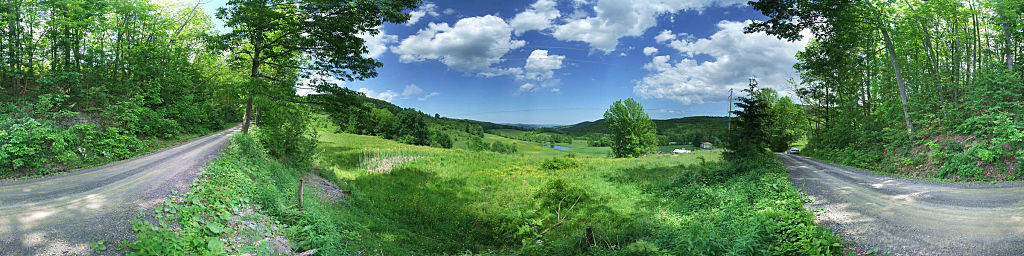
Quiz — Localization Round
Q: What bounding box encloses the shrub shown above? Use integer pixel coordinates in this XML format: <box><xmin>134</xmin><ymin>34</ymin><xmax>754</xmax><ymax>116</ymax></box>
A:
<box><xmin>541</xmin><ymin>156</ymin><xmax>580</xmax><ymax>170</ymax></box>
<box><xmin>430</xmin><ymin>130</ymin><xmax>453</xmax><ymax>149</ymax></box>
<box><xmin>96</xmin><ymin>127</ymin><xmax>142</xmax><ymax>159</ymax></box>
<box><xmin>490</xmin><ymin>141</ymin><xmax>518</xmax><ymax>154</ymax></box>
<box><xmin>468</xmin><ymin>136</ymin><xmax>489</xmax><ymax>151</ymax></box>
<box><xmin>0</xmin><ymin>117</ymin><xmax>86</xmax><ymax>174</ymax></box>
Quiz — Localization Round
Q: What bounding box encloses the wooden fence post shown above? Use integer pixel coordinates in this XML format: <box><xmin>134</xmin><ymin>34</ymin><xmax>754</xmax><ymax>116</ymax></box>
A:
<box><xmin>298</xmin><ymin>178</ymin><xmax>304</xmax><ymax>211</ymax></box>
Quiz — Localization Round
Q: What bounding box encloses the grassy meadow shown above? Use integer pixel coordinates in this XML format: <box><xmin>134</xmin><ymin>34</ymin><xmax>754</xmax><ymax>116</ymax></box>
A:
<box><xmin>126</xmin><ymin>122</ymin><xmax>840</xmax><ymax>255</ymax></box>
<box><xmin>310</xmin><ymin>124</ymin><xmax>841</xmax><ymax>255</ymax></box>
<box><xmin>483</xmin><ymin>129</ymin><xmax>700</xmax><ymax>157</ymax></box>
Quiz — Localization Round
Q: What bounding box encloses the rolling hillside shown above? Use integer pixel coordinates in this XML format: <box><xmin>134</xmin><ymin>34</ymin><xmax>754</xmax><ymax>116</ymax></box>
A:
<box><xmin>556</xmin><ymin>116</ymin><xmax>728</xmax><ymax>135</ymax></box>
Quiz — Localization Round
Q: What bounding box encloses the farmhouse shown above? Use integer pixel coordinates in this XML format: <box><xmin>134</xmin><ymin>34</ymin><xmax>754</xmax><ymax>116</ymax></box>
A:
<box><xmin>701</xmin><ymin>142</ymin><xmax>713</xmax><ymax>149</ymax></box>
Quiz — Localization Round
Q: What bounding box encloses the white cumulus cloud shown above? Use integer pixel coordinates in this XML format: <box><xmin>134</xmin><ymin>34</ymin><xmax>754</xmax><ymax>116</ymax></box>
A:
<box><xmin>634</xmin><ymin>20</ymin><xmax>809</xmax><ymax>104</ymax></box>
<box><xmin>401</xmin><ymin>84</ymin><xmax>424</xmax><ymax>99</ymax></box>
<box><xmin>407</xmin><ymin>2</ymin><xmax>439</xmax><ymax>26</ymax></box>
<box><xmin>356</xmin><ymin>29</ymin><xmax>397</xmax><ymax>58</ymax></box>
<box><xmin>643</xmin><ymin>46</ymin><xmax>658</xmax><ymax>56</ymax></box>
<box><xmin>358</xmin><ymin>88</ymin><xmax>397</xmax><ymax>102</ymax></box>
<box><xmin>654</xmin><ymin>29</ymin><xmax>675</xmax><ymax>43</ymax></box>
<box><xmin>510</xmin><ymin>0</ymin><xmax>561</xmax><ymax>35</ymax></box>
<box><xmin>521</xmin><ymin>50</ymin><xmax>565</xmax><ymax>80</ymax></box>
<box><xmin>551</xmin><ymin>0</ymin><xmax>748</xmax><ymax>53</ymax></box>
<box><xmin>515</xmin><ymin>79</ymin><xmax>561</xmax><ymax>95</ymax></box>
<box><xmin>392</xmin><ymin>15</ymin><xmax>526</xmax><ymax>75</ymax></box>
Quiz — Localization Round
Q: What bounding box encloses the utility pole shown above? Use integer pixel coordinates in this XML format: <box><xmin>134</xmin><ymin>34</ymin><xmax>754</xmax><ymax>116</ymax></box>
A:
<box><xmin>728</xmin><ymin>88</ymin><xmax>733</xmax><ymax>131</ymax></box>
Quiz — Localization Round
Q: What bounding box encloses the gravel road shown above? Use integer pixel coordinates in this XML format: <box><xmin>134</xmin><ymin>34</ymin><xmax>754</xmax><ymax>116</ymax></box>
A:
<box><xmin>0</xmin><ymin>126</ymin><xmax>239</xmax><ymax>255</ymax></box>
<box><xmin>779</xmin><ymin>153</ymin><xmax>1024</xmax><ymax>255</ymax></box>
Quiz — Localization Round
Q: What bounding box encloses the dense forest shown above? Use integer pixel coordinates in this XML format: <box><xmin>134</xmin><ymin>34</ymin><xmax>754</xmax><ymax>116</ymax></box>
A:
<box><xmin>555</xmin><ymin>116</ymin><xmax>729</xmax><ymax>147</ymax></box>
<box><xmin>750</xmin><ymin>0</ymin><xmax>1024</xmax><ymax>180</ymax></box>
<box><xmin>0</xmin><ymin>0</ymin><xmax>424</xmax><ymax>176</ymax></box>
<box><xmin>313</xmin><ymin>88</ymin><xmax>525</xmax><ymax>151</ymax></box>
<box><xmin>0</xmin><ymin>0</ymin><xmax>242</xmax><ymax>176</ymax></box>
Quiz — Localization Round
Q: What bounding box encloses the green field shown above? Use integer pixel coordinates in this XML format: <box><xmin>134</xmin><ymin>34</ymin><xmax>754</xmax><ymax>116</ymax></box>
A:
<box><xmin>306</xmin><ymin>126</ymin><xmax>840</xmax><ymax>255</ymax></box>
<box><xmin>488</xmin><ymin>128</ymin><xmax>530</xmax><ymax>138</ymax></box>
<box><xmin>487</xmin><ymin>128</ymin><xmax>707</xmax><ymax>158</ymax></box>
<box><xmin>126</xmin><ymin>123</ymin><xmax>840</xmax><ymax>255</ymax></box>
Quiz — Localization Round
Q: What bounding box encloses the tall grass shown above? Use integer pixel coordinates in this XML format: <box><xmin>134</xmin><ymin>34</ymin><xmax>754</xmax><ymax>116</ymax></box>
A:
<box><xmin>127</xmin><ymin>127</ymin><xmax>841</xmax><ymax>255</ymax></box>
<box><xmin>358</xmin><ymin>149</ymin><xmax>422</xmax><ymax>173</ymax></box>
<box><xmin>311</xmin><ymin>127</ymin><xmax>842</xmax><ymax>255</ymax></box>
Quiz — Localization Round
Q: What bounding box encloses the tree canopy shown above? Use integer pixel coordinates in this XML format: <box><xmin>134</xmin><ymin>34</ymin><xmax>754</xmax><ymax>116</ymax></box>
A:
<box><xmin>604</xmin><ymin>98</ymin><xmax>658</xmax><ymax>158</ymax></box>
<box><xmin>215</xmin><ymin>0</ymin><xmax>419</xmax><ymax>133</ymax></box>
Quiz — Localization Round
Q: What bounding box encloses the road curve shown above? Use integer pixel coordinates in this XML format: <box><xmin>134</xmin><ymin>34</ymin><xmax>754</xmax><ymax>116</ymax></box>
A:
<box><xmin>0</xmin><ymin>126</ymin><xmax>239</xmax><ymax>255</ymax></box>
<box><xmin>779</xmin><ymin>153</ymin><xmax>1024</xmax><ymax>255</ymax></box>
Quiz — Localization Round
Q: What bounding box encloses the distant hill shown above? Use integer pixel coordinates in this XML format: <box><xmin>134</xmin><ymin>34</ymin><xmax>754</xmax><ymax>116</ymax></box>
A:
<box><xmin>557</xmin><ymin>116</ymin><xmax>729</xmax><ymax>136</ymax></box>
<box><xmin>327</xmin><ymin>91</ymin><xmax>726</xmax><ymax>138</ymax></box>
<box><xmin>346</xmin><ymin>93</ymin><xmax>522</xmax><ymax>131</ymax></box>
<box><xmin>499</xmin><ymin>123</ymin><xmax>563</xmax><ymax>129</ymax></box>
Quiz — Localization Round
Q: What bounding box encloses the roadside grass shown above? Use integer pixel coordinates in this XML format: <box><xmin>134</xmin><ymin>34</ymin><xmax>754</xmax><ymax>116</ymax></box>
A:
<box><xmin>313</xmin><ymin>126</ymin><xmax>842</xmax><ymax>255</ymax></box>
<box><xmin>123</xmin><ymin>132</ymin><xmax>347</xmax><ymax>255</ymax></box>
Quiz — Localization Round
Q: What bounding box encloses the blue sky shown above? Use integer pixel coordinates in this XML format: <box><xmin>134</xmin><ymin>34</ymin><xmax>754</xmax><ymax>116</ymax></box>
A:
<box><xmin>196</xmin><ymin>0</ymin><xmax>809</xmax><ymax>125</ymax></box>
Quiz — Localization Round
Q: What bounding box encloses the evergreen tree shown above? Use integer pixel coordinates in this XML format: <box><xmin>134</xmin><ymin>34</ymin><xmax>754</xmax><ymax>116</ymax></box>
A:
<box><xmin>727</xmin><ymin>79</ymin><xmax>771</xmax><ymax>160</ymax></box>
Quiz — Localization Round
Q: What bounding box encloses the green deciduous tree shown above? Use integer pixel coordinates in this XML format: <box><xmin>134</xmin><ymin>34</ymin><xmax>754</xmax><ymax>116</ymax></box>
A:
<box><xmin>215</xmin><ymin>0</ymin><xmax>420</xmax><ymax>134</ymax></box>
<box><xmin>768</xmin><ymin>96</ymin><xmax>810</xmax><ymax>152</ymax></box>
<box><xmin>603</xmin><ymin>98</ymin><xmax>657</xmax><ymax>158</ymax></box>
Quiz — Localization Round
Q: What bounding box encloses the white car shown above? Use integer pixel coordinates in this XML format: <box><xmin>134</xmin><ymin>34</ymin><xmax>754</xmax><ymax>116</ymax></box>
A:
<box><xmin>787</xmin><ymin>147</ymin><xmax>800</xmax><ymax>154</ymax></box>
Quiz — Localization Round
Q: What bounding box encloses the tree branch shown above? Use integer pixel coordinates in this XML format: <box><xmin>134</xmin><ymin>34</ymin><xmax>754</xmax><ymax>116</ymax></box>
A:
<box><xmin>257</xmin><ymin>74</ymin><xmax>283</xmax><ymax>82</ymax></box>
<box><xmin>265</xmin><ymin>61</ymin><xmax>319</xmax><ymax>71</ymax></box>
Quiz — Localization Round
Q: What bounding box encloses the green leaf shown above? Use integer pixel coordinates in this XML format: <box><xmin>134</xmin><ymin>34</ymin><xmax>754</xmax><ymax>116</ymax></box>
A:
<box><xmin>89</xmin><ymin>239</ymin><xmax>107</xmax><ymax>252</ymax></box>
<box><xmin>206</xmin><ymin>222</ymin><xmax>230</xmax><ymax>234</ymax></box>
<box><xmin>206</xmin><ymin>236</ymin><xmax>225</xmax><ymax>252</ymax></box>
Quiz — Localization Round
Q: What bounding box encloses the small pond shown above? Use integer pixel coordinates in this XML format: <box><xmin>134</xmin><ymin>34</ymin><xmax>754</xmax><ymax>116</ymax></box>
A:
<box><xmin>542</xmin><ymin>144</ymin><xmax>571</xmax><ymax>150</ymax></box>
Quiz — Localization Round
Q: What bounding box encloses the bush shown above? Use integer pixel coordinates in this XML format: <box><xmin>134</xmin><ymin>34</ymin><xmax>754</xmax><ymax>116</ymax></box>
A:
<box><xmin>490</xmin><ymin>141</ymin><xmax>518</xmax><ymax>154</ymax></box>
<box><xmin>0</xmin><ymin>117</ymin><xmax>95</xmax><ymax>175</ymax></box>
<box><xmin>430</xmin><ymin>130</ymin><xmax>453</xmax><ymax>149</ymax></box>
<box><xmin>253</xmin><ymin>102</ymin><xmax>317</xmax><ymax>164</ymax></box>
<box><xmin>541</xmin><ymin>156</ymin><xmax>580</xmax><ymax>170</ymax></box>
<box><xmin>106</xmin><ymin>95</ymin><xmax>182</xmax><ymax>139</ymax></box>
<box><xmin>466</xmin><ymin>137</ymin><xmax>518</xmax><ymax>154</ymax></box>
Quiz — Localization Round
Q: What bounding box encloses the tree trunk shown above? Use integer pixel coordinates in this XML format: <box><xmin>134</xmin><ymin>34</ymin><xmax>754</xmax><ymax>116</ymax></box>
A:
<box><xmin>880</xmin><ymin>26</ymin><xmax>914</xmax><ymax>133</ymax></box>
<box><xmin>242</xmin><ymin>35</ymin><xmax>263</xmax><ymax>134</ymax></box>
<box><xmin>242</xmin><ymin>96</ymin><xmax>253</xmax><ymax>134</ymax></box>
<box><xmin>253</xmin><ymin>106</ymin><xmax>259</xmax><ymax>126</ymax></box>
<box><xmin>1001</xmin><ymin>4</ymin><xmax>1014</xmax><ymax>70</ymax></box>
